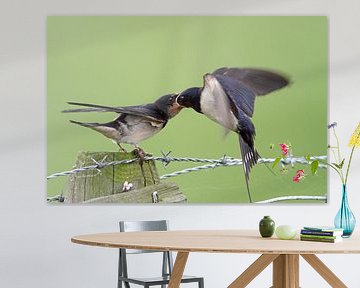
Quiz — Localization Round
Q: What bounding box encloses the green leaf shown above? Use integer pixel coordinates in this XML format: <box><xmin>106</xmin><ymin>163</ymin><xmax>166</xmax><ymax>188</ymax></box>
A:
<box><xmin>305</xmin><ymin>154</ymin><xmax>311</xmax><ymax>163</ymax></box>
<box><xmin>272</xmin><ymin>157</ymin><xmax>281</xmax><ymax>168</ymax></box>
<box><xmin>332</xmin><ymin>162</ymin><xmax>341</xmax><ymax>169</ymax></box>
<box><xmin>311</xmin><ymin>160</ymin><xmax>319</xmax><ymax>175</ymax></box>
<box><xmin>339</xmin><ymin>158</ymin><xmax>345</xmax><ymax>169</ymax></box>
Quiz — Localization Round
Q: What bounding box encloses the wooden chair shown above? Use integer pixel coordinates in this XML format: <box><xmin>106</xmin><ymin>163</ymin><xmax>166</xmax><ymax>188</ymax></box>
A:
<box><xmin>118</xmin><ymin>220</ymin><xmax>204</xmax><ymax>288</ymax></box>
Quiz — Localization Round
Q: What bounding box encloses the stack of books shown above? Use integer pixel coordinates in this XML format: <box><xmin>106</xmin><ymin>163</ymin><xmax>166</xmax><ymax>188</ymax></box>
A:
<box><xmin>300</xmin><ymin>226</ymin><xmax>344</xmax><ymax>243</ymax></box>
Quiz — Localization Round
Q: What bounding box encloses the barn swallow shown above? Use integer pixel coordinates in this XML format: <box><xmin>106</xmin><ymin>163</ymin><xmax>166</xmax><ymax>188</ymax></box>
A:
<box><xmin>62</xmin><ymin>93</ymin><xmax>182</xmax><ymax>154</ymax></box>
<box><xmin>175</xmin><ymin>67</ymin><xmax>290</xmax><ymax>201</ymax></box>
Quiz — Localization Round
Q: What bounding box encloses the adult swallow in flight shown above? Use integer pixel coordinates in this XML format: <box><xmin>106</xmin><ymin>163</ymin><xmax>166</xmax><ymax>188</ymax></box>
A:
<box><xmin>175</xmin><ymin>67</ymin><xmax>290</xmax><ymax>202</ymax></box>
<box><xmin>62</xmin><ymin>93</ymin><xmax>182</xmax><ymax>155</ymax></box>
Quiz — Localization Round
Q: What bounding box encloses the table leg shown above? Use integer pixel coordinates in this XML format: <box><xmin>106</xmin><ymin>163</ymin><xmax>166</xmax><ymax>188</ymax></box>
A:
<box><xmin>228</xmin><ymin>254</ymin><xmax>279</xmax><ymax>288</ymax></box>
<box><xmin>272</xmin><ymin>254</ymin><xmax>299</xmax><ymax>288</ymax></box>
<box><xmin>301</xmin><ymin>254</ymin><xmax>347</xmax><ymax>288</ymax></box>
<box><xmin>168</xmin><ymin>251</ymin><xmax>189</xmax><ymax>288</ymax></box>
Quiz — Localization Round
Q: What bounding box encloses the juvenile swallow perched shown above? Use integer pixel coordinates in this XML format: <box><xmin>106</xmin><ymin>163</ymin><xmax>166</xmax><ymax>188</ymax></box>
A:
<box><xmin>62</xmin><ymin>93</ymin><xmax>182</xmax><ymax>153</ymax></box>
<box><xmin>175</xmin><ymin>67</ymin><xmax>290</xmax><ymax>201</ymax></box>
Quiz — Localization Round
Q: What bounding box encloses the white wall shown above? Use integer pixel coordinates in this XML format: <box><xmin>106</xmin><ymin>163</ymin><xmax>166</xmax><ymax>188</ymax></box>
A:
<box><xmin>1</xmin><ymin>1</ymin><xmax>360</xmax><ymax>287</ymax></box>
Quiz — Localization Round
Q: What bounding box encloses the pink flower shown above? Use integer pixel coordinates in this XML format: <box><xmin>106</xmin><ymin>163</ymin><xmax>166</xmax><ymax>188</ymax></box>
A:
<box><xmin>279</xmin><ymin>143</ymin><xmax>289</xmax><ymax>156</ymax></box>
<box><xmin>293</xmin><ymin>169</ymin><xmax>305</xmax><ymax>183</ymax></box>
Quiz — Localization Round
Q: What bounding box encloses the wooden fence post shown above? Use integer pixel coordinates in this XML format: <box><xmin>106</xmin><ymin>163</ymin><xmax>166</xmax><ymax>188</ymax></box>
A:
<box><xmin>65</xmin><ymin>151</ymin><xmax>186</xmax><ymax>203</ymax></box>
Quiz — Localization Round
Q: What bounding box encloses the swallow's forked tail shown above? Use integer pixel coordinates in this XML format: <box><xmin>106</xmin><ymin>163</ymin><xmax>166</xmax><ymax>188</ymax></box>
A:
<box><xmin>238</xmin><ymin>135</ymin><xmax>260</xmax><ymax>203</ymax></box>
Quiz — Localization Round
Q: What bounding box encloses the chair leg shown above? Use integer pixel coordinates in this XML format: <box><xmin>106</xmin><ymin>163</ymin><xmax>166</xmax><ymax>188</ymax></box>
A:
<box><xmin>118</xmin><ymin>249</ymin><xmax>122</xmax><ymax>288</ymax></box>
<box><xmin>118</xmin><ymin>279</ymin><xmax>130</xmax><ymax>288</ymax></box>
<box><xmin>199</xmin><ymin>278</ymin><xmax>204</xmax><ymax>288</ymax></box>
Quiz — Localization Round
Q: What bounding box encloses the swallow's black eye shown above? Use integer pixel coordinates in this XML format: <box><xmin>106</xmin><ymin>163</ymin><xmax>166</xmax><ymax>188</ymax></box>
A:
<box><xmin>167</xmin><ymin>96</ymin><xmax>174</xmax><ymax>104</ymax></box>
<box><xmin>177</xmin><ymin>95</ymin><xmax>185</xmax><ymax>103</ymax></box>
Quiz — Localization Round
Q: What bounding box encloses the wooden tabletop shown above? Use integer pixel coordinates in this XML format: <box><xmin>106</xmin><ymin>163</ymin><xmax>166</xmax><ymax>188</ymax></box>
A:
<box><xmin>71</xmin><ymin>230</ymin><xmax>360</xmax><ymax>254</ymax></box>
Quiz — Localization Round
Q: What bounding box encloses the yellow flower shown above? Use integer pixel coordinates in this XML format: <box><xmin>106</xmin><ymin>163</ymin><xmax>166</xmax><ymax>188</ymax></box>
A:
<box><xmin>349</xmin><ymin>122</ymin><xmax>360</xmax><ymax>148</ymax></box>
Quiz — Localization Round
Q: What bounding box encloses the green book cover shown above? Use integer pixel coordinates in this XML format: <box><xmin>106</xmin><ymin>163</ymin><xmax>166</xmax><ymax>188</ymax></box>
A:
<box><xmin>300</xmin><ymin>236</ymin><xmax>342</xmax><ymax>243</ymax></box>
<box><xmin>300</xmin><ymin>234</ymin><xmax>340</xmax><ymax>240</ymax></box>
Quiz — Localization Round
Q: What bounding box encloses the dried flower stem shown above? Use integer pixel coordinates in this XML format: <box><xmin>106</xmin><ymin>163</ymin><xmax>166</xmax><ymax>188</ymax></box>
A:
<box><xmin>333</xmin><ymin>127</ymin><xmax>342</xmax><ymax>163</ymax></box>
<box><xmin>331</xmin><ymin>126</ymin><xmax>345</xmax><ymax>184</ymax></box>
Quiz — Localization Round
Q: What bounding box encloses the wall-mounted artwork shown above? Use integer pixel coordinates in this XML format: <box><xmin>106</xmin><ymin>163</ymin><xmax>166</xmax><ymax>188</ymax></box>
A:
<box><xmin>47</xmin><ymin>16</ymin><xmax>327</xmax><ymax>204</ymax></box>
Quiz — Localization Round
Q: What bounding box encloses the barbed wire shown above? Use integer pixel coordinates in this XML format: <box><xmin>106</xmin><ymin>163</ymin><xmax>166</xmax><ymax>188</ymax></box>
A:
<box><xmin>159</xmin><ymin>155</ymin><xmax>327</xmax><ymax>179</ymax></box>
<box><xmin>47</xmin><ymin>154</ymin><xmax>327</xmax><ymax>180</ymax></box>
<box><xmin>47</xmin><ymin>153</ymin><xmax>327</xmax><ymax>202</ymax></box>
<box><xmin>47</xmin><ymin>158</ymin><xmax>139</xmax><ymax>180</ymax></box>
<box><xmin>47</xmin><ymin>194</ymin><xmax>65</xmax><ymax>202</ymax></box>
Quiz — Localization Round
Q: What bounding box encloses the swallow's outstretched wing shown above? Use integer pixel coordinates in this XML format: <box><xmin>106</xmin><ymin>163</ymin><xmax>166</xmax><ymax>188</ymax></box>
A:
<box><xmin>213</xmin><ymin>67</ymin><xmax>289</xmax><ymax>96</ymax></box>
<box><xmin>62</xmin><ymin>102</ymin><xmax>167</xmax><ymax>123</ymax></box>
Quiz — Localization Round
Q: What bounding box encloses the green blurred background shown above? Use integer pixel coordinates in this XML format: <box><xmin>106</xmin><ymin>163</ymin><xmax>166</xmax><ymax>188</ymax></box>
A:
<box><xmin>47</xmin><ymin>16</ymin><xmax>327</xmax><ymax>203</ymax></box>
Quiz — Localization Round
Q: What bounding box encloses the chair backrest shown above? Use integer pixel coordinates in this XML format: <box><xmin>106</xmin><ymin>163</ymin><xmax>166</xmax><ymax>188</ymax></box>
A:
<box><xmin>120</xmin><ymin>220</ymin><xmax>168</xmax><ymax>232</ymax></box>
<box><xmin>119</xmin><ymin>220</ymin><xmax>169</xmax><ymax>254</ymax></box>
<box><xmin>118</xmin><ymin>220</ymin><xmax>174</xmax><ymax>283</ymax></box>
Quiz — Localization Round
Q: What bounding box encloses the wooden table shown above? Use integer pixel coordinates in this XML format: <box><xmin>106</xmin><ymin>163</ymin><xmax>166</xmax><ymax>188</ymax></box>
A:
<box><xmin>71</xmin><ymin>230</ymin><xmax>360</xmax><ymax>288</ymax></box>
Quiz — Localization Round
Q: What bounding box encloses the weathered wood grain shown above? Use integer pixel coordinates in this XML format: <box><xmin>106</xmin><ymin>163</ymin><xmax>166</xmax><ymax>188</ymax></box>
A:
<box><xmin>84</xmin><ymin>182</ymin><xmax>186</xmax><ymax>203</ymax></box>
<box><xmin>65</xmin><ymin>151</ymin><xmax>184</xmax><ymax>203</ymax></box>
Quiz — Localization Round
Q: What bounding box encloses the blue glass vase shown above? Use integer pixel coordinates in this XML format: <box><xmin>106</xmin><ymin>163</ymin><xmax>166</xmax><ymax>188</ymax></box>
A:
<box><xmin>334</xmin><ymin>185</ymin><xmax>356</xmax><ymax>237</ymax></box>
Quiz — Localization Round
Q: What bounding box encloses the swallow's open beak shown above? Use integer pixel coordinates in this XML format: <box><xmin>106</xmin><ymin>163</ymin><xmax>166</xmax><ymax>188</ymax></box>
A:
<box><xmin>175</xmin><ymin>93</ymin><xmax>186</xmax><ymax>107</ymax></box>
<box><xmin>169</xmin><ymin>99</ymin><xmax>183</xmax><ymax>118</ymax></box>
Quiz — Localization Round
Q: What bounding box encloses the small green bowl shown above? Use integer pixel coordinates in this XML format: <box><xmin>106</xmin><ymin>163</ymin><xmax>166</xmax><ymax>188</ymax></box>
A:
<box><xmin>275</xmin><ymin>225</ymin><xmax>297</xmax><ymax>240</ymax></box>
